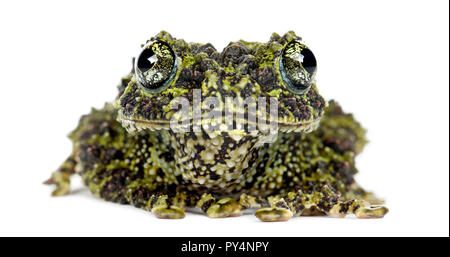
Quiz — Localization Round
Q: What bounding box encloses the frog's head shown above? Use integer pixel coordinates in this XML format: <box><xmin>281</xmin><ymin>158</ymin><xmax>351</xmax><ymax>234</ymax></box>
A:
<box><xmin>116</xmin><ymin>31</ymin><xmax>326</xmax><ymax>191</ymax></box>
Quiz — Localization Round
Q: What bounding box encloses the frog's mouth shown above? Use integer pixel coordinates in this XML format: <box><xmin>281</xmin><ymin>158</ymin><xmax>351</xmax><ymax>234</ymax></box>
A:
<box><xmin>117</xmin><ymin>111</ymin><xmax>322</xmax><ymax>136</ymax></box>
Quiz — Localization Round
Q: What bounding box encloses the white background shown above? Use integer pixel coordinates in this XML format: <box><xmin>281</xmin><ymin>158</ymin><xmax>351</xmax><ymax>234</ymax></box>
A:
<box><xmin>0</xmin><ymin>0</ymin><xmax>448</xmax><ymax>237</ymax></box>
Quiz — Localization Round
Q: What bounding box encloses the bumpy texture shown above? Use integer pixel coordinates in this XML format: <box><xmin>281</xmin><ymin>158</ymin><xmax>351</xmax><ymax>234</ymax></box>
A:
<box><xmin>46</xmin><ymin>31</ymin><xmax>387</xmax><ymax>221</ymax></box>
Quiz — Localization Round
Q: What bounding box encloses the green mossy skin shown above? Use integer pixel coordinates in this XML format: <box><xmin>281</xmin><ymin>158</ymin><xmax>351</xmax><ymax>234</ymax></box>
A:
<box><xmin>47</xmin><ymin>31</ymin><xmax>387</xmax><ymax>221</ymax></box>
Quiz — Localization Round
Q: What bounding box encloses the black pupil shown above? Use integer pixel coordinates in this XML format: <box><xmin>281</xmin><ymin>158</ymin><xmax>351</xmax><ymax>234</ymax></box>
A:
<box><xmin>137</xmin><ymin>48</ymin><xmax>157</xmax><ymax>72</ymax></box>
<box><xmin>301</xmin><ymin>48</ymin><xmax>316</xmax><ymax>74</ymax></box>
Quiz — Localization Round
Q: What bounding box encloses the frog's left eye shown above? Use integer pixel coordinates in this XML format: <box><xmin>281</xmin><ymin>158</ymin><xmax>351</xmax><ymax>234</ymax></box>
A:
<box><xmin>135</xmin><ymin>40</ymin><xmax>177</xmax><ymax>92</ymax></box>
<box><xmin>280</xmin><ymin>40</ymin><xmax>317</xmax><ymax>94</ymax></box>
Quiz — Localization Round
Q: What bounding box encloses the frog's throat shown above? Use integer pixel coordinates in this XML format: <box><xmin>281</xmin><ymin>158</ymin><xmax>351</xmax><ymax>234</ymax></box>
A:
<box><xmin>168</xmin><ymin>131</ymin><xmax>270</xmax><ymax>192</ymax></box>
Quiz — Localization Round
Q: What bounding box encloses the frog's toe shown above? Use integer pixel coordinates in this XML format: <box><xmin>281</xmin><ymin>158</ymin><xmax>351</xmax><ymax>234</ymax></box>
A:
<box><xmin>44</xmin><ymin>176</ymin><xmax>70</xmax><ymax>196</ymax></box>
<box><xmin>51</xmin><ymin>186</ymin><xmax>70</xmax><ymax>197</ymax></box>
<box><xmin>255</xmin><ymin>207</ymin><xmax>293</xmax><ymax>222</ymax></box>
<box><xmin>152</xmin><ymin>206</ymin><xmax>186</xmax><ymax>219</ymax></box>
<box><xmin>206</xmin><ymin>198</ymin><xmax>242</xmax><ymax>218</ymax></box>
<box><xmin>46</xmin><ymin>157</ymin><xmax>76</xmax><ymax>197</ymax></box>
<box><xmin>355</xmin><ymin>205</ymin><xmax>389</xmax><ymax>219</ymax></box>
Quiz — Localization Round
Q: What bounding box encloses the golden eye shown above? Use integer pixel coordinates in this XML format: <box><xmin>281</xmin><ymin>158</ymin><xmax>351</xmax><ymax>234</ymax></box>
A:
<box><xmin>135</xmin><ymin>40</ymin><xmax>177</xmax><ymax>92</ymax></box>
<box><xmin>280</xmin><ymin>40</ymin><xmax>317</xmax><ymax>94</ymax></box>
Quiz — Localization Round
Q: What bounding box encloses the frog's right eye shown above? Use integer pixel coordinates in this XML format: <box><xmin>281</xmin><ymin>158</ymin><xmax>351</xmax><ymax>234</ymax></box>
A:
<box><xmin>135</xmin><ymin>40</ymin><xmax>177</xmax><ymax>93</ymax></box>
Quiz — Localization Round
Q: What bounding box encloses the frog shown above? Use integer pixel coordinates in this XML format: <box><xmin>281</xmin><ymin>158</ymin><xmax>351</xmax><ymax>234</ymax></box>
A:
<box><xmin>45</xmin><ymin>31</ymin><xmax>388</xmax><ymax>221</ymax></box>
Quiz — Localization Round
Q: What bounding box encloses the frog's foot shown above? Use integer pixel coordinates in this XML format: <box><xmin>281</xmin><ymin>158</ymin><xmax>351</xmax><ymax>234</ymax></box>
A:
<box><xmin>302</xmin><ymin>186</ymin><xmax>388</xmax><ymax>219</ymax></box>
<box><xmin>150</xmin><ymin>194</ymin><xmax>186</xmax><ymax>219</ymax></box>
<box><xmin>44</xmin><ymin>157</ymin><xmax>76</xmax><ymax>196</ymax></box>
<box><xmin>197</xmin><ymin>194</ymin><xmax>242</xmax><ymax>218</ymax></box>
<box><xmin>128</xmin><ymin>190</ymin><xmax>188</xmax><ymax>219</ymax></box>
<box><xmin>241</xmin><ymin>187</ymin><xmax>388</xmax><ymax>222</ymax></box>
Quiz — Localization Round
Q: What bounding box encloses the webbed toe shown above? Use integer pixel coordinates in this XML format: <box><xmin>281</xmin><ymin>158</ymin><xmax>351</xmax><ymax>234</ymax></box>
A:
<box><xmin>152</xmin><ymin>206</ymin><xmax>186</xmax><ymax>219</ymax></box>
<box><xmin>255</xmin><ymin>207</ymin><xmax>293</xmax><ymax>222</ymax></box>
<box><xmin>355</xmin><ymin>205</ymin><xmax>389</xmax><ymax>219</ymax></box>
